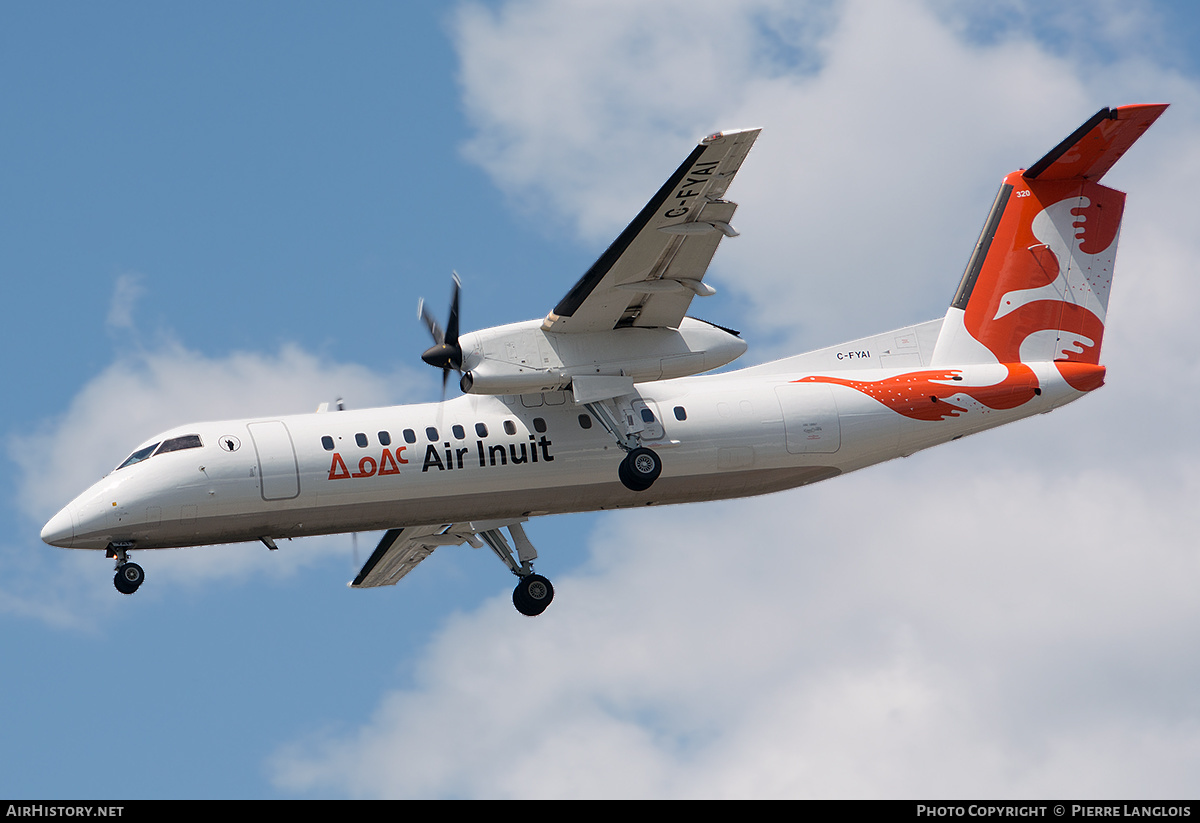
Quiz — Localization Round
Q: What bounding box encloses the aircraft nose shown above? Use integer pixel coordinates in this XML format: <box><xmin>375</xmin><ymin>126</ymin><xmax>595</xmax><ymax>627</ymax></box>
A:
<box><xmin>41</xmin><ymin>505</ymin><xmax>75</xmax><ymax>548</ymax></box>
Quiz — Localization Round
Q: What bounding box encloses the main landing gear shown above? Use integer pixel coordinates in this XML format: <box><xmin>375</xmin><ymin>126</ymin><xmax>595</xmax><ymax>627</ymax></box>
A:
<box><xmin>618</xmin><ymin>446</ymin><xmax>662</xmax><ymax>492</ymax></box>
<box><xmin>582</xmin><ymin>399</ymin><xmax>664</xmax><ymax>492</ymax></box>
<box><xmin>107</xmin><ymin>544</ymin><xmax>144</xmax><ymax>595</ymax></box>
<box><xmin>513</xmin><ymin>573</ymin><xmax>554</xmax><ymax>617</ymax></box>
<box><xmin>477</xmin><ymin>522</ymin><xmax>556</xmax><ymax>617</ymax></box>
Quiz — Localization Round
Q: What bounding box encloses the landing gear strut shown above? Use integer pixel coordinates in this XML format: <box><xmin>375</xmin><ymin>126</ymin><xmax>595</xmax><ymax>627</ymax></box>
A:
<box><xmin>108</xmin><ymin>544</ymin><xmax>144</xmax><ymax>595</ymax></box>
<box><xmin>583</xmin><ymin>398</ymin><xmax>664</xmax><ymax>492</ymax></box>
<box><xmin>477</xmin><ymin>522</ymin><xmax>556</xmax><ymax>617</ymax></box>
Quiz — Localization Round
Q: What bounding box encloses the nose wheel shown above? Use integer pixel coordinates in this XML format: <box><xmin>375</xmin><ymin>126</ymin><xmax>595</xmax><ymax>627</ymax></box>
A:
<box><xmin>108</xmin><ymin>544</ymin><xmax>144</xmax><ymax>595</ymax></box>
<box><xmin>113</xmin><ymin>562</ymin><xmax>145</xmax><ymax>595</ymax></box>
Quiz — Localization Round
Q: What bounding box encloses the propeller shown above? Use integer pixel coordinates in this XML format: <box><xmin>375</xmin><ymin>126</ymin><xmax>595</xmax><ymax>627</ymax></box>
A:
<box><xmin>418</xmin><ymin>272</ymin><xmax>463</xmax><ymax>397</ymax></box>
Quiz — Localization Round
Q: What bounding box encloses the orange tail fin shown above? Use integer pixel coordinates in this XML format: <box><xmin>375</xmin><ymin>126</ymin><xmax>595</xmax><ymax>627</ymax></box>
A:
<box><xmin>932</xmin><ymin>104</ymin><xmax>1167</xmax><ymax>369</ymax></box>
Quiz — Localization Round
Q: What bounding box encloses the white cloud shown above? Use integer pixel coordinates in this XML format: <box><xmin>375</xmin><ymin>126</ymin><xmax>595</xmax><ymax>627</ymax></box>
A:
<box><xmin>455</xmin><ymin>0</ymin><xmax>814</xmax><ymax>241</ymax></box>
<box><xmin>265</xmin><ymin>0</ymin><xmax>1200</xmax><ymax>799</ymax></box>
<box><xmin>105</xmin><ymin>271</ymin><xmax>145</xmax><ymax>333</ymax></box>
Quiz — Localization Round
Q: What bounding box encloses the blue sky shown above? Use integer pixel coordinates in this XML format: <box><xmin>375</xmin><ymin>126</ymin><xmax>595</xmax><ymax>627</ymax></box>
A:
<box><xmin>4</xmin><ymin>0</ymin><xmax>1200</xmax><ymax>799</ymax></box>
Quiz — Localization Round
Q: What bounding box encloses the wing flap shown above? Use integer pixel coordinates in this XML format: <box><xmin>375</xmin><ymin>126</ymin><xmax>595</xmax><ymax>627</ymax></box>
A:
<box><xmin>349</xmin><ymin>520</ymin><xmax>532</xmax><ymax>588</ymax></box>
<box><xmin>543</xmin><ymin>128</ymin><xmax>760</xmax><ymax>334</ymax></box>
<box><xmin>350</xmin><ymin>525</ymin><xmax>449</xmax><ymax>588</ymax></box>
<box><xmin>633</xmin><ymin>199</ymin><xmax>737</xmax><ymax>328</ymax></box>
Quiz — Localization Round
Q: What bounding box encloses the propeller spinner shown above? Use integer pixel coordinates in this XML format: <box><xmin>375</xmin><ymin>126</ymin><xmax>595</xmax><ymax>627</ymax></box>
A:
<box><xmin>419</xmin><ymin>272</ymin><xmax>464</xmax><ymax>396</ymax></box>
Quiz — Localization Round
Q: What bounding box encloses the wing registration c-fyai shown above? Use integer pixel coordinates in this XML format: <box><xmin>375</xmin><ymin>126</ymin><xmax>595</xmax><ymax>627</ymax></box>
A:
<box><xmin>542</xmin><ymin>128</ymin><xmax>761</xmax><ymax>334</ymax></box>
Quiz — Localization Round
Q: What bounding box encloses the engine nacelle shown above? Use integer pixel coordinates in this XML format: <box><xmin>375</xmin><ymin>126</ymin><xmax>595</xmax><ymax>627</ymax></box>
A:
<box><xmin>456</xmin><ymin>316</ymin><xmax>747</xmax><ymax>397</ymax></box>
<box><xmin>459</xmin><ymin>363</ymin><xmax>572</xmax><ymax>395</ymax></box>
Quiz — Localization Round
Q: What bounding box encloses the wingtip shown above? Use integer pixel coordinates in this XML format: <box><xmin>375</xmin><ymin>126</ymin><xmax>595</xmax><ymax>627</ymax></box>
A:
<box><xmin>700</xmin><ymin>127</ymin><xmax>763</xmax><ymax>145</ymax></box>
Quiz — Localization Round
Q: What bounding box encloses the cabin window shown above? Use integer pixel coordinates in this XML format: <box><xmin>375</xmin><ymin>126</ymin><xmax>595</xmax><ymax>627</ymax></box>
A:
<box><xmin>533</xmin><ymin>417</ymin><xmax>547</xmax><ymax>433</ymax></box>
<box><xmin>475</xmin><ymin>422</ymin><xmax>488</xmax><ymax>438</ymax></box>
<box><xmin>378</xmin><ymin>431</ymin><xmax>392</xmax><ymax>446</ymax></box>
<box><xmin>116</xmin><ymin>443</ymin><xmax>160</xmax><ymax>471</ymax></box>
<box><xmin>321</xmin><ymin>436</ymin><xmax>335</xmax><ymax>451</ymax></box>
<box><xmin>578</xmin><ymin>414</ymin><xmax>592</xmax><ymax>429</ymax></box>
<box><xmin>426</xmin><ymin>426</ymin><xmax>439</xmax><ymax>441</ymax></box>
<box><xmin>403</xmin><ymin>428</ymin><xmax>417</xmax><ymax>444</ymax></box>
<box><xmin>640</xmin><ymin>408</ymin><xmax>656</xmax><ymax>423</ymax></box>
<box><xmin>674</xmin><ymin>406</ymin><xmax>687</xmax><ymax>421</ymax></box>
<box><xmin>452</xmin><ymin>424</ymin><xmax>466</xmax><ymax>440</ymax></box>
<box><xmin>503</xmin><ymin>420</ymin><xmax>517</xmax><ymax>436</ymax></box>
<box><xmin>155</xmin><ymin>435</ymin><xmax>203</xmax><ymax>455</ymax></box>
<box><xmin>355</xmin><ymin>433</ymin><xmax>369</xmax><ymax>448</ymax></box>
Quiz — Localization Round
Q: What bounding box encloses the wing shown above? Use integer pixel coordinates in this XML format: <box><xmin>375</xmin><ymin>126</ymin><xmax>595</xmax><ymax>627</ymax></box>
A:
<box><xmin>542</xmin><ymin>128</ymin><xmax>761</xmax><ymax>334</ymax></box>
<box><xmin>349</xmin><ymin>519</ymin><xmax>531</xmax><ymax>588</ymax></box>
<box><xmin>349</xmin><ymin>525</ymin><xmax>450</xmax><ymax>588</ymax></box>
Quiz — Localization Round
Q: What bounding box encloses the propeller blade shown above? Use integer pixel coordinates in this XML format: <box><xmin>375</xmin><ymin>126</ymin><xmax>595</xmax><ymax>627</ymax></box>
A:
<box><xmin>418</xmin><ymin>272</ymin><xmax>466</xmax><ymax>396</ymax></box>
<box><xmin>445</xmin><ymin>272</ymin><xmax>461</xmax><ymax>348</ymax></box>
<box><xmin>418</xmin><ymin>298</ymin><xmax>445</xmax><ymax>346</ymax></box>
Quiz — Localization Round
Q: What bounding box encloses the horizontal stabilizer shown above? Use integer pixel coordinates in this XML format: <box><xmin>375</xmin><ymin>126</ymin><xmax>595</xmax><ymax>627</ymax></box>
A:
<box><xmin>1023</xmin><ymin>104</ymin><xmax>1167</xmax><ymax>182</ymax></box>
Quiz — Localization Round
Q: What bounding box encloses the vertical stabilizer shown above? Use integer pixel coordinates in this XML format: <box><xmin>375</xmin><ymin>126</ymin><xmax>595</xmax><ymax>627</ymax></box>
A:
<box><xmin>931</xmin><ymin>105</ymin><xmax>1166</xmax><ymax>380</ymax></box>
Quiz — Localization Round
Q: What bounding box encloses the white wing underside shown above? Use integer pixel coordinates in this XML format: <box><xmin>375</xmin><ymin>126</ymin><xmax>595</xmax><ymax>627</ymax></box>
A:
<box><xmin>350</xmin><ymin>520</ymin><xmax>532</xmax><ymax>588</ymax></box>
<box><xmin>542</xmin><ymin>128</ymin><xmax>761</xmax><ymax>334</ymax></box>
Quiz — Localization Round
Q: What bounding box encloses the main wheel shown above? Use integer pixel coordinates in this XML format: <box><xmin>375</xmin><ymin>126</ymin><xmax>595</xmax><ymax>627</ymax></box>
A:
<box><xmin>619</xmin><ymin>447</ymin><xmax>662</xmax><ymax>491</ymax></box>
<box><xmin>512</xmin><ymin>573</ymin><xmax>554</xmax><ymax>616</ymax></box>
<box><xmin>114</xmin><ymin>562</ymin><xmax>145</xmax><ymax>595</ymax></box>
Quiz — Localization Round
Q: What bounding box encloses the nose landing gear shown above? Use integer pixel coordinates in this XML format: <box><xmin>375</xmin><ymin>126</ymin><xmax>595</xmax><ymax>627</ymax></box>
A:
<box><xmin>114</xmin><ymin>562</ymin><xmax>145</xmax><ymax>595</ymax></box>
<box><xmin>107</xmin><ymin>544</ymin><xmax>144</xmax><ymax>595</ymax></box>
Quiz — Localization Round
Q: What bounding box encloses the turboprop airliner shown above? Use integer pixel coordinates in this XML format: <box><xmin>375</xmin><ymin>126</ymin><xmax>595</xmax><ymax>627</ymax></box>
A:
<box><xmin>41</xmin><ymin>104</ymin><xmax>1166</xmax><ymax>615</ymax></box>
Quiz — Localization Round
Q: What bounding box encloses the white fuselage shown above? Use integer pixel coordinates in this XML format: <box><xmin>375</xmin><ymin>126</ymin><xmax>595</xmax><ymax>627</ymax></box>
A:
<box><xmin>40</xmin><ymin>347</ymin><xmax>1089</xmax><ymax>553</ymax></box>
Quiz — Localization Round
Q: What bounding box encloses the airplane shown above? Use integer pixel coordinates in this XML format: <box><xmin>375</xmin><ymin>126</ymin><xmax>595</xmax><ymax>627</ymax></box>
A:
<box><xmin>41</xmin><ymin>104</ymin><xmax>1166</xmax><ymax>616</ymax></box>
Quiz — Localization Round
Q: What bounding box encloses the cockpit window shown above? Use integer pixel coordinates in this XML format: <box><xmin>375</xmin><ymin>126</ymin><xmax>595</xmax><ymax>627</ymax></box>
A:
<box><xmin>155</xmin><ymin>435</ymin><xmax>203</xmax><ymax>455</ymax></box>
<box><xmin>116</xmin><ymin>434</ymin><xmax>203</xmax><ymax>470</ymax></box>
<box><xmin>116</xmin><ymin>443</ymin><xmax>160</xmax><ymax>471</ymax></box>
